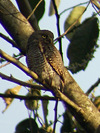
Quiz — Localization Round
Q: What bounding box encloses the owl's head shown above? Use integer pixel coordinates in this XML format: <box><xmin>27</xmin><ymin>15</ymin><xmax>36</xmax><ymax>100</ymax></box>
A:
<box><xmin>28</xmin><ymin>30</ymin><xmax>54</xmax><ymax>45</ymax></box>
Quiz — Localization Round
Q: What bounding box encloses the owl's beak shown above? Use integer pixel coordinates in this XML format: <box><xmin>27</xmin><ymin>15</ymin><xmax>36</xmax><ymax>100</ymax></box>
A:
<box><xmin>49</xmin><ymin>38</ymin><xmax>53</xmax><ymax>44</ymax></box>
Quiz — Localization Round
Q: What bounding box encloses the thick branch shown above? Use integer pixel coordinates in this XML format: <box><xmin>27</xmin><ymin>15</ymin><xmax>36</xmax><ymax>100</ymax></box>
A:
<box><xmin>0</xmin><ymin>0</ymin><xmax>34</xmax><ymax>55</ymax></box>
<box><xmin>63</xmin><ymin>69</ymin><xmax>100</xmax><ymax>132</ymax></box>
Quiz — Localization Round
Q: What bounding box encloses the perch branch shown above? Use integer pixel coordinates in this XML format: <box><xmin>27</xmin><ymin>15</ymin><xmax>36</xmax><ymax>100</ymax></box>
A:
<box><xmin>0</xmin><ymin>49</ymin><xmax>82</xmax><ymax>114</ymax></box>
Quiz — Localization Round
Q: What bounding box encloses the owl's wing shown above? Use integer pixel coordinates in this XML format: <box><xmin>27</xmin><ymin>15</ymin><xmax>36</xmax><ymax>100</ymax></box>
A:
<box><xmin>45</xmin><ymin>46</ymin><xmax>65</xmax><ymax>82</ymax></box>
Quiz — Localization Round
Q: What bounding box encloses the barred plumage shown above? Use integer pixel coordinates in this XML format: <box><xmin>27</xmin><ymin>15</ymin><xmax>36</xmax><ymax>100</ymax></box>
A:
<box><xmin>26</xmin><ymin>30</ymin><xmax>65</xmax><ymax>91</ymax></box>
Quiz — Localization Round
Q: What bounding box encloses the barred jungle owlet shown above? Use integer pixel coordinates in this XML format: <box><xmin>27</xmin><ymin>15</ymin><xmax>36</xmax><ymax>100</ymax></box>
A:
<box><xmin>26</xmin><ymin>30</ymin><xmax>65</xmax><ymax>91</ymax></box>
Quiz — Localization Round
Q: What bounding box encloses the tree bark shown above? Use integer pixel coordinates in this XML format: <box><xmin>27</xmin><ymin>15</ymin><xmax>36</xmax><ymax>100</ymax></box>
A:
<box><xmin>0</xmin><ymin>0</ymin><xmax>100</xmax><ymax>133</ymax></box>
<box><xmin>64</xmin><ymin>69</ymin><xmax>100</xmax><ymax>132</ymax></box>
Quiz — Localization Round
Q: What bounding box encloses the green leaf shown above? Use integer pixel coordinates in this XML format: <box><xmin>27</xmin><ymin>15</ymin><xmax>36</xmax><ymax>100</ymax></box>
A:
<box><xmin>67</xmin><ymin>17</ymin><xmax>99</xmax><ymax>73</ymax></box>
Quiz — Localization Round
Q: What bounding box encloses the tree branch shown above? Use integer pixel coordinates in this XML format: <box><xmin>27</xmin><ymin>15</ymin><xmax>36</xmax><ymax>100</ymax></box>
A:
<box><xmin>0</xmin><ymin>33</ymin><xmax>18</xmax><ymax>48</ymax></box>
<box><xmin>86</xmin><ymin>78</ymin><xmax>100</xmax><ymax>95</ymax></box>
<box><xmin>0</xmin><ymin>0</ymin><xmax>34</xmax><ymax>55</ymax></box>
<box><xmin>0</xmin><ymin>93</ymin><xmax>56</xmax><ymax>101</ymax></box>
<box><xmin>0</xmin><ymin>62</ymin><xmax>10</xmax><ymax>68</ymax></box>
<box><xmin>0</xmin><ymin>72</ymin><xmax>44</xmax><ymax>90</ymax></box>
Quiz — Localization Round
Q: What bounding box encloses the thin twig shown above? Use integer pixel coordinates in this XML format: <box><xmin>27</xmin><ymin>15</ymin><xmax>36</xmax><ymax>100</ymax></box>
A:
<box><xmin>0</xmin><ymin>62</ymin><xmax>10</xmax><ymax>68</ymax></box>
<box><xmin>27</xmin><ymin>0</ymin><xmax>43</xmax><ymax>21</ymax></box>
<box><xmin>0</xmin><ymin>33</ymin><xmax>18</xmax><ymax>48</ymax></box>
<box><xmin>28</xmin><ymin>113</ymin><xmax>33</xmax><ymax>133</ymax></box>
<box><xmin>86</xmin><ymin>78</ymin><xmax>100</xmax><ymax>95</ymax></box>
<box><xmin>0</xmin><ymin>72</ymin><xmax>44</xmax><ymax>90</ymax></box>
<box><xmin>37</xmin><ymin>114</ymin><xmax>45</xmax><ymax>126</ymax></box>
<box><xmin>0</xmin><ymin>55</ymin><xmax>24</xmax><ymax>68</ymax></box>
<box><xmin>60</xmin><ymin>1</ymin><xmax>89</xmax><ymax>16</ymax></box>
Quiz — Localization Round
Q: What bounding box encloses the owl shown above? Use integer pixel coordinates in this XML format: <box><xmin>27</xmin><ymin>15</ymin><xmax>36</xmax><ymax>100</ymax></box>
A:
<box><xmin>26</xmin><ymin>30</ymin><xmax>65</xmax><ymax>92</ymax></box>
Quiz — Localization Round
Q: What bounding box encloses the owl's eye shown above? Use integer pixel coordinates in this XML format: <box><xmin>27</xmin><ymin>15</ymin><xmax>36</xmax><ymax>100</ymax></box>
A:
<box><xmin>42</xmin><ymin>35</ymin><xmax>47</xmax><ymax>39</ymax></box>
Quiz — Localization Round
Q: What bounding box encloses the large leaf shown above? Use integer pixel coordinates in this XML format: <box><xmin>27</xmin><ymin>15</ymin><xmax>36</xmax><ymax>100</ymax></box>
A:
<box><xmin>67</xmin><ymin>17</ymin><xmax>99</xmax><ymax>73</ymax></box>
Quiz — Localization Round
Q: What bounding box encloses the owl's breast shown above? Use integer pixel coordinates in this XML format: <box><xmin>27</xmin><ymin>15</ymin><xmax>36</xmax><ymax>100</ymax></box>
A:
<box><xmin>26</xmin><ymin>45</ymin><xmax>54</xmax><ymax>78</ymax></box>
<box><xmin>26</xmin><ymin>41</ymin><xmax>63</xmax><ymax>90</ymax></box>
